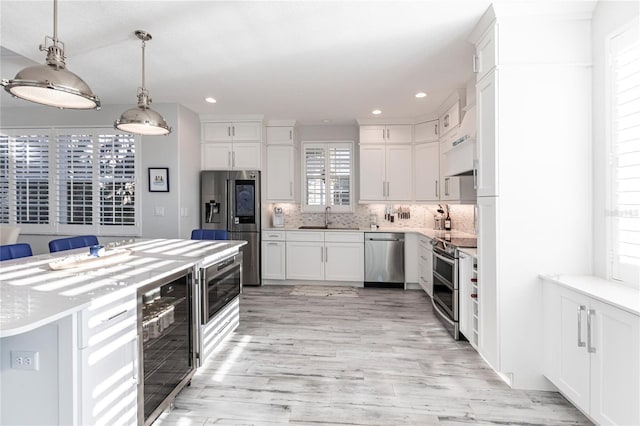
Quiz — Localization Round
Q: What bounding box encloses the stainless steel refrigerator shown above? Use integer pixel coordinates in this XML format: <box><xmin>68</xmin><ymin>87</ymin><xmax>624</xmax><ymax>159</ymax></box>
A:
<box><xmin>200</xmin><ymin>170</ymin><xmax>261</xmax><ymax>286</ymax></box>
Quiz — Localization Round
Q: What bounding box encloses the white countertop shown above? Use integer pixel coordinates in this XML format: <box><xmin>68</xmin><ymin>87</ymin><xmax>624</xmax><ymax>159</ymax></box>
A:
<box><xmin>540</xmin><ymin>274</ymin><xmax>640</xmax><ymax>317</ymax></box>
<box><xmin>265</xmin><ymin>226</ymin><xmax>476</xmax><ymax>240</ymax></box>
<box><xmin>0</xmin><ymin>238</ymin><xmax>245</xmax><ymax>338</ymax></box>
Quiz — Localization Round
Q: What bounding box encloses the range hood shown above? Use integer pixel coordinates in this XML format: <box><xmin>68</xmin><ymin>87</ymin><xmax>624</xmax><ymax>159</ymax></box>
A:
<box><xmin>443</xmin><ymin>105</ymin><xmax>476</xmax><ymax>177</ymax></box>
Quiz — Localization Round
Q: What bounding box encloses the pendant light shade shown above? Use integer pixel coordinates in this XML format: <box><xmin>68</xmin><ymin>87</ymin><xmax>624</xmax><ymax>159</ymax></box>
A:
<box><xmin>115</xmin><ymin>30</ymin><xmax>172</xmax><ymax>136</ymax></box>
<box><xmin>0</xmin><ymin>0</ymin><xmax>100</xmax><ymax>110</ymax></box>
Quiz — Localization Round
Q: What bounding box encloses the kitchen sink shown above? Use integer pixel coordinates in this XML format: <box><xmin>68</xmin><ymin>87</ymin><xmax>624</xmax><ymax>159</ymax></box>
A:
<box><xmin>298</xmin><ymin>225</ymin><xmax>328</xmax><ymax>229</ymax></box>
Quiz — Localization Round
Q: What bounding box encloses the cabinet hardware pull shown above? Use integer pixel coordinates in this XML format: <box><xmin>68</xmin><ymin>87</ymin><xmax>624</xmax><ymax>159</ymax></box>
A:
<box><xmin>387</xmin><ymin>128</ymin><xmax>390</xmax><ymax>139</ymax></box>
<box><xmin>289</xmin><ymin>130</ymin><xmax>292</xmax><ymax>140</ymax></box>
<box><xmin>435</xmin><ymin>180</ymin><xmax>439</xmax><ymax>197</ymax></box>
<box><xmin>325</xmin><ymin>247</ymin><xmax>328</xmax><ymax>262</ymax></box>
<box><xmin>320</xmin><ymin>246</ymin><xmax>323</xmax><ymax>262</ymax></box>
<box><xmin>104</xmin><ymin>309</ymin><xmax>127</xmax><ymax>323</ymax></box>
<box><xmin>228</xmin><ymin>126</ymin><xmax>231</xmax><ymax>137</ymax></box>
<box><xmin>267</xmin><ymin>242</ymin><xmax>278</xmax><ymax>245</ymax></box>
<box><xmin>435</xmin><ymin>123</ymin><xmax>438</xmax><ymax>135</ymax></box>
<box><xmin>587</xmin><ymin>309</ymin><xmax>596</xmax><ymax>353</ymax></box>
<box><xmin>473</xmin><ymin>55</ymin><xmax>478</xmax><ymax>73</ymax></box>
<box><xmin>577</xmin><ymin>305</ymin><xmax>586</xmax><ymax>347</ymax></box>
<box><xmin>382</xmin><ymin>129</ymin><xmax>385</xmax><ymax>140</ymax></box>
<box><xmin>232</xmin><ymin>126</ymin><xmax>235</xmax><ymax>137</ymax></box>
<box><xmin>473</xmin><ymin>160</ymin><xmax>478</xmax><ymax>190</ymax></box>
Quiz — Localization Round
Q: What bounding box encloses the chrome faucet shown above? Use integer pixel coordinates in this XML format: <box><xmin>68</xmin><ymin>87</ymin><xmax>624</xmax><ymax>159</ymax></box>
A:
<box><xmin>325</xmin><ymin>206</ymin><xmax>332</xmax><ymax>227</ymax></box>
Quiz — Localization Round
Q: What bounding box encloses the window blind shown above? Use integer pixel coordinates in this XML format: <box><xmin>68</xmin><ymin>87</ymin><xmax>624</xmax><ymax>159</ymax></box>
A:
<box><xmin>611</xmin><ymin>23</ymin><xmax>640</xmax><ymax>285</ymax></box>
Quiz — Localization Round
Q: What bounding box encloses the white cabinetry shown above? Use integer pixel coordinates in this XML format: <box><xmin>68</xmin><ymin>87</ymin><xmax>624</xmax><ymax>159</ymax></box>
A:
<box><xmin>417</xmin><ymin>235</ymin><xmax>433</xmax><ymax>297</ymax></box>
<box><xmin>414</xmin><ymin>120</ymin><xmax>439</xmax><ymax>143</ymax></box>
<box><xmin>266</xmin><ymin>145</ymin><xmax>294</xmax><ymax>201</ymax></box>
<box><xmin>439</xmin><ymin>101</ymin><xmax>461</xmax><ymax>136</ymax></box>
<box><xmin>202</xmin><ymin>121</ymin><xmax>262</xmax><ymax>170</ymax></box>
<box><xmin>469</xmin><ymin>7</ymin><xmax>592</xmax><ymax>388</ymax></box>
<box><xmin>359</xmin><ymin>144</ymin><xmax>412</xmax><ymax>202</ymax></box>
<box><xmin>458</xmin><ymin>251</ymin><xmax>478</xmax><ymax>348</ymax></box>
<box><xmin>414</xmin><ymin>142</ymin><xmax>440</xmax><ymax>202</ymax></box>
<box><xmin>266</xmin><ymin>126</ymin><xmax>294</xmax><ymax>145</ymax></box>
<box><xmin>262</xmin><ymin>231</ymin><xmax>286</xmax><ymax>280</ymax></box>
<box><xmin>543</xmin><ymin>281</ymin><xmax>640</xmax><ymax>426</ymax></box>
<box><xmin>285</xmin><ymin>231</ymin><xmax>363</xmax><ymax>282</ymax></box>
<box><xmin>360</xmin><ymin>124</ymin><xmax>412</xmax><ymax>144</ymax></box>
<box><xmin>78</xmin><ymin>291</ymin><xmax>138</xmax><ymax>426</ymax></box>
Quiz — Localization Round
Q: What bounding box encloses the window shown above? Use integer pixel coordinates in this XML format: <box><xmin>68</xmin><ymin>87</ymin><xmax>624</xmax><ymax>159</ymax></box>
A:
<box><xmin>1</xmin><ymin>128</ymin><xmax>139</xmax><ymax>236</ymax></box>
<box><xmin>609</xmin><ymin>21</ymin><xmax>640</xmax><ymax>286</ymax></box>
<box><xmin>301</xmin><ymin>141</ymin><xmax>354</xmax><ymax>212</ymax></box>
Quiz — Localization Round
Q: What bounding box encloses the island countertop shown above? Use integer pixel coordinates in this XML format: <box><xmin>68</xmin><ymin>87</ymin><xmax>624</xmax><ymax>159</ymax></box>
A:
<box><xmin>0</xmin><ymin>238</ymin><xmax>245</xmax><ymax>338</ymax></box>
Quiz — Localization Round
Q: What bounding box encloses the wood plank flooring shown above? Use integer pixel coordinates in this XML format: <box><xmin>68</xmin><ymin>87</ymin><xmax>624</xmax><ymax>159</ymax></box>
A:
<box><xmin>155</xmin><ymin>286</ymin><xmax>591</xmax><ymax>425</ymax></box>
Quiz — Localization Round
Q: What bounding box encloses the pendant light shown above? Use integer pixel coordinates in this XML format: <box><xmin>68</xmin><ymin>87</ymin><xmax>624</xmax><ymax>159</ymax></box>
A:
<box><xmin>115</xmin><ymin>30</ymin><xmax>172</xmax><ymax>136</ymax></box>
<box><xmin>0</xmin><ymin>0</ymin><xmax>100</xmax><ymax>110</ymax></box>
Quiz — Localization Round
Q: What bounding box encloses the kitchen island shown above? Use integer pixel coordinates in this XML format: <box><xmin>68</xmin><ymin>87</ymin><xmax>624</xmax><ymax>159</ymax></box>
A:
<box><xmin>0</xmin><ymin>238</ymin><xmax>245</xmax><ymax>426</ymax></box>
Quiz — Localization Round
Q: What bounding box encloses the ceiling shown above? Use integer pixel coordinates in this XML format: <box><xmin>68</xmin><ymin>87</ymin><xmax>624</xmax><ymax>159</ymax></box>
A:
<box><xmin>0</xmin><ymin>1</ymin><xmax>493</xmax><ymax>125</ymax></box>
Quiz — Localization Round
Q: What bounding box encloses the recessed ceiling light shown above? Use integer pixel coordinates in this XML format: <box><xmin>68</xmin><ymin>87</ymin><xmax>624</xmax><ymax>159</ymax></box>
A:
<box><xmin>372</xmin><ymin>109</ymin><xmax>382</xmax><ymax>115</ymax></box>
<box><xmin>205</xmin><ymin>97</ymin><xmax>217</xmax><ymax>103</ymax></box>
<box><xmin>322</xmin><ymin>119</ymin><xmax>331</xmax><ymax>123</ymax></box>
<box><xmin>415</xmin><ymin>92</ymin><xmax>427</xmax><ymax>98</ymax></box>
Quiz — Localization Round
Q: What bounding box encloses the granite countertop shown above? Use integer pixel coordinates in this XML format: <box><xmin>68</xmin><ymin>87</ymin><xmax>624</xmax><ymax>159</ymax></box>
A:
<box><xmin>0</xmin><ymin>238</ymin><xmax>245</xmax><ymax>338</ymax></box>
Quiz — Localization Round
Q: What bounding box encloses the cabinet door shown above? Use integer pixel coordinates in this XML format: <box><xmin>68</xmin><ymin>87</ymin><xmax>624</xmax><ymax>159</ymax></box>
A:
<box><xmin>458</xmin><ymin>252</ymin><xmax>474</xmax><ymax>340</ymax></box>
<box><xmin>417</xmin><ymin>238</ymin><xmax>433</xmax><ymax>297</ymax></box>
<box><xmin>286</xmin><ymin>241</ymin><xmax>324</xmax><ymax>280</ymax></box>
<box><xmin>590</xmin><ymin>299</ymin><xmax>640</xmax><ymax>426</ymax></box>
<box><xmin>325</xmin><ymin>242</ymin><xmax>364</xmax><ymax>282</ymax></box>
<box><xmin>203</xmin><ymin>122</ymin><xmax>232</xmax><ymax>141</ymax></box>
<box><xmin>440</xmin><ymin>103</ymin><xmax>460</xmax><ymax>136</ymax></box>
<box><xmin>386</xmin><ymin>145</ymin><xmax>412</xmax><ymax>201</ymax></box>
<box><xmin>266</xmin><ymin>145</ymin><xmax>294</xmax><ymax>201</ymax></box>
<box><xmin>555</xmin><ymin>288</ymin><xmax>591</xmax><ymax>410</ymax></box>
<box><xmin>231</xmin><ymin>122</ymin><xmax>262</xmax><ymax>141</ymax></box>
<box><xmin>475</xmin><ymin>25</ymin><xmax>497</xmax><ymax>81</ymax></box>
<box><xmin>262</xmin><ymin>241</ymin><xmax>286</xmax><ymax>279</ymax></box>
<box><xmin>359</xmin><ymin>125</ymin><xmax>386</xmax><ymax>144</ymax></box>
<box><xmin>266</xmin><ymin>126</ymin><xmax>294</xmax><ymax>145</ymax></box>
<box><xmin>476</xmin><ymin>70</ymin><xmax>498</xmax><ymax>196</ymax></box>
<box><xmin>414</xmin><ymin>142</ymin><xmax>439</xmax><ymax>201</ymax></box>
<box><xmin>359</xmin><ymin>145</ymin><xmax>386</xmax><ymax>201</ymax></box>
<box><xmin>414</xmin><ymin>120</ymin><xmax>439</xmax><ymax>143</ymax></box>
<box><xmin>202</xmin><ymin>142</ymin><xmax>232</xmax><ymax>169</ymax></box>
<box><xmin>477</xmin><ymin>196</ymin><xmax>499</xmax><ymax>370</ymax></box>
<box><xmin>385</xmin><ymin>125</ymin><xmax>412</xmax><ymax>144</ymax></box>
<box><xmin>232</xmin><ymin>142</ymin><xmax>261</xmax><ymax>170</ymax></box>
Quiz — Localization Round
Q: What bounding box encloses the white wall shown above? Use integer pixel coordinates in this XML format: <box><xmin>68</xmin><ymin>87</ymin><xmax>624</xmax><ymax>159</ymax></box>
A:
<box><xmin>591</xmin><ymin>1</ymin><xmax>640</xmax><ymax>278</ymax></box>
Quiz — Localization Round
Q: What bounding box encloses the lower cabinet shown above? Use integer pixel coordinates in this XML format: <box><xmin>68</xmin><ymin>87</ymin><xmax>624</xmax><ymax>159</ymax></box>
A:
<box><xmin>262</xmin><ymin>230</ymin><xmax>286</xmax><ymax>279</ymax></box>
<box><xmin>285</xmin><ymin>231</ymin><xmax>364</xmax><ymax>282</ymax></box>
<box><xmin>78</xmin><ymin>291</ymin><xmax>138</xmax><ymax>426</ymax></box>
<box><xmin>458</xmin><ymin>251</ymin><xmax>476</xmax><ymax>346</ymax></box>
<box><xmin>543</xmin><ymin>280</ymin><xmax>640</xmax><ymax>426</ymax></box>
<box><xmin>417</xmin><ymin>235</ymin><xmax>433</xmax><ymax>296</ymax></box>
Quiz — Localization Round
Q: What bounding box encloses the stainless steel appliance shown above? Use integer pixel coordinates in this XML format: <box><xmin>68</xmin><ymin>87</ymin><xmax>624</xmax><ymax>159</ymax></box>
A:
<box><xmin>201</xmin><ymin>170</ymin><xmax>261</xmax><ymax>285</ymax></box>
<box><xmin>364</xmin><ymin>232</ymin><xmax>405</xmax><ymax>287</ymax></box>
<box><xmin>201</xmin><ymin>253</ymin><xmax>242</xmax><ymax>324</ymax></box>
<box><xmin>431</xmin><ymin>236</ymin><xmax>477</xmax><ymax>340</ymax></box>
<box><xmin>137</xmin><ymin>267</ymin><xmax>197</xmax><ymax>425</ymax></box>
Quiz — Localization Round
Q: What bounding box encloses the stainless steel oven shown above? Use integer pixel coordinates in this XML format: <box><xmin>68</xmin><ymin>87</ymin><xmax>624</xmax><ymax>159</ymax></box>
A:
<box><xmin>201</xmin><ymin>253</ymin><xmax>242</xmax><ymax>325</ymax></box>
<box><xmin>432</xmin><ymin>243</ymin><xmax>460</xmax><ymax>339</ymax></box>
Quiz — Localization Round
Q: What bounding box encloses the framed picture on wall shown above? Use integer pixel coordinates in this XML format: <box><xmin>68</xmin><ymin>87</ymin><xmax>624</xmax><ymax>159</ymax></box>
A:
<box><xmin>148</xmin><ymin>167</ymin><xmax>169</xmax><ymax>192</ymax></box>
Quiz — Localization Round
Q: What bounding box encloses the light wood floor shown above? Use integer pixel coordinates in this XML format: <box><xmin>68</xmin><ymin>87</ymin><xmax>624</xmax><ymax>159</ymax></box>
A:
<box><xmin>155</xmin><ymin>285</ymin><xmax>591</xmax><ymax>425</ymax></box>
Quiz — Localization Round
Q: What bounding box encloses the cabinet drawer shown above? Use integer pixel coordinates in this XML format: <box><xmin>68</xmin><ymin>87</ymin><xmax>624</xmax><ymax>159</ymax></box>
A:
<box><xmin>78</xmin><ymin>290</ymin><xmax>137</xmax><ymax>349</ymax></box>
<box><xmin>286</xmin><ymin>231</ymin><xmax>325</xmax><ymax>242</ymax></box>
<box><xmin>418</xmin><ymin>236</ymin><xmax>432</xmax><ymax>248</ymax></box>
<box><xmin>325</xmin><ymin>231</ymin><xmax>363</xmax><ymax>243</ymax></box>
<box><xmin>263</xmin><ymin>230</ymin><xmax>286</xmax><ymax>241</ymax></box>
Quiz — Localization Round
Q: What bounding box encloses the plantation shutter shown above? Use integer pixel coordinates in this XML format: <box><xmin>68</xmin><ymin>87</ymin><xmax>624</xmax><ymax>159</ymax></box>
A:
<box><xmin>99</xmin><ymin>133</ymin><xmax>137</xmax><ymax>228</ymax></box>
<box><xmin>328</xmin><ymin>144</ymin><xmax>351</xmax><ymax>207</ymax></box>
<box><xmin>304</xmin><ymin>145</ymin><xmax>326</xmax><ymax>206</ymax></box>
<box><xmin>56</xmin><ymin>130</ymin><xmax>94</xmax><ymax>227</ymax></box>
<box><xmin>0</xmin><ymin>134</ymin><xmax>9</xmax><ymax>223</ymax></box>
<box><xmin>11</xmin><ymin>131</ymin><xmax>50</xmax><ymax>226</ymax></box>
<box><xmin>611</xmin><ymin>22</ymin><xmax>640</xmax><ymax>286</ymax></box>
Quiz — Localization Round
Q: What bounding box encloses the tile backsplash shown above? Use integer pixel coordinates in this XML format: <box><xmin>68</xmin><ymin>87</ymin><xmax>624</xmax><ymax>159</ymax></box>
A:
<box><xmin>265</xmin><ymin>203</ymin><xmax>476</xmax><ymax>234</ymax></box>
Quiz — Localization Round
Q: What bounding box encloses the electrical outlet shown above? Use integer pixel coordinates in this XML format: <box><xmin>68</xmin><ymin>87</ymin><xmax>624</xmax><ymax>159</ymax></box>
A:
<box><xmin>11</xmin><ymin>351</ymin><xmax>39</xmax><ymax>371</ymax></box>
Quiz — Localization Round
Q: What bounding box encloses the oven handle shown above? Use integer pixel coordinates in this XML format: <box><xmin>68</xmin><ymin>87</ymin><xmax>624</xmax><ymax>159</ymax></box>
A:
<box><xmin>432</xmin><ymin>297</ymin><xmax>455</xmax><ymax>326</ymax></box>
<box><xmin>433</xmin><ymin>251</ymin><xmax>455</xmax><ymax>266</ymax></box>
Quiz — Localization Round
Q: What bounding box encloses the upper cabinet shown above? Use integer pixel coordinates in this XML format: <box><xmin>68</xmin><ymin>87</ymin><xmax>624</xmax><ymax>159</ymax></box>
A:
<box><xmin>359</xmin><ymin>144</ymin><xmax>412</xmax><ymax>202</ymax></box>
<box><xmin>414</xmin><ymin>142</ymin><xmax>439</xmax><ymax>202</ymax></box>
<box><xmin>359</xmin><ymin>124</ymin><xmax>413</xmax><ymax>145</ymax></box>
<box><xmin>203</xmin><ymin>121</ymin><xmax>262</xmax><ymax>142</ymax></box>
<box><xmin>201</xmin><ymin>121</ymin><xmax>263</xmax><ymax>170</ymax></box>
<box><xmin>414</xmin><ymin>120</ymin><xmax>439</xmax><ymax>143</ymax></box>
<box><xmin>474</xmin><ymin>25</ymin><xmax>497</xmax><ymax>81</ymax></box>
<box><xmin>438</xmin><ymin>89</ymin><xmax>466</xmax><ymax>137</ymax></box>
<box><xmin>266</xmin><ymin>126</ymin><xmax>295</xmax><ymax>145</ymax></box>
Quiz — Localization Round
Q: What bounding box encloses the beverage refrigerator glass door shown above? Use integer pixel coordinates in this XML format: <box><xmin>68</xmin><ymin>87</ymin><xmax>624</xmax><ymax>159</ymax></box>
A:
<box><xmin>137</xmin><ymin>267</ymin><xmax>197</xmax><ymax>426</ymax></box>
<box><xmin>201</xmin><ymin>253</ymin><xmax>242</xmax><ymax>324</ymax></box>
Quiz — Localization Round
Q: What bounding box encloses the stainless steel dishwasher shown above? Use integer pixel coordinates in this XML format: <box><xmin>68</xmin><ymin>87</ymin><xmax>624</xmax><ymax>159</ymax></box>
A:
<box><xmin>364</xmin><ymin>232</ymin><xmax>405</xmax><ymax>287</ymax></box>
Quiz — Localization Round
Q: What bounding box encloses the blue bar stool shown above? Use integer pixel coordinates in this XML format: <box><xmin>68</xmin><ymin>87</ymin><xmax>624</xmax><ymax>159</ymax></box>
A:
<box><xmin>190</xmin><ymin>229</ymin><xmax>228</xmax><ymax>240</ymax></box>
<box><xmin>0</xmin><ymin>243</ymin><xmax>33</xmax><ymax>261</ymax></box>
<box><xmin>49</xmin><ymin>235</ymin><xmax>99</xmax><ymax>253</ymax></box>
